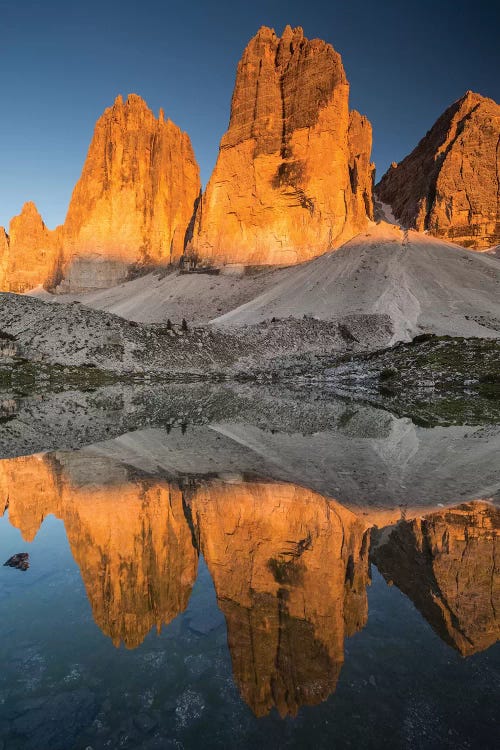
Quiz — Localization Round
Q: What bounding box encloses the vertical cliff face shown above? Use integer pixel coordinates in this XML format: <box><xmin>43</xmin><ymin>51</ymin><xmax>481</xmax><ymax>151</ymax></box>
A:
<box><xmin>189</xmin><ymin>481</ymin><xmax>371</xmax><ymax>717</ymax></box>
<box><xmin>0</xmin><ymin>96</ymin><xmax>201</xmax><ymax>293</ymax></box>
<box><xmin>0</xmin><ymin>227</ymin><xmax>9</xmax><ymax>290</ymax></box>
<box><xmin>60</xmin><ymin>94</ymin><xmax>201</xmax><ymax>291</ymax></box>
<box><xmin>376</xmin><ymin>92</ymin><xmax>500</xmax><ymax>249</ymax></box>
<box><xmin>193</xmin><ymin>26</ymin><xmax>374</xmax><ymax>265</ymax></box>
<box><xmin>372</xmin><ymin>501</ymin><xmax>499</xmax><ymax>656</ymax></box>
<box><xmin>0</xmin><ymin>203</ymin><xmax>62</xmax><ymax>292</ymax></box>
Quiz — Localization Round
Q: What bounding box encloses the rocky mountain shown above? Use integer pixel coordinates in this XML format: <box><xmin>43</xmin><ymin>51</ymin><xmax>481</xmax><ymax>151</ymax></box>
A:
<box><xmin>61</xmin><ymin>94</ymin><xmax>201</xmax><ymax>291</ymax></box>
<box><xmin>377</xmin><ymin>91</ymin><xmax>500</xmax><ymax>249</ymax></box>
<box><xmin>0</xmin><ymin>202</ymin><xmax>62</xmax><ymax>292</ymax></box>
<box><xmin>193</xmin><ymin>25</ymin><xmax>374</xmax><ymax>265</ymax></box>
<box><xmin>0</xmin><ymin>95</ymin><xmax>200</xmax><ymax>293</ymax></box>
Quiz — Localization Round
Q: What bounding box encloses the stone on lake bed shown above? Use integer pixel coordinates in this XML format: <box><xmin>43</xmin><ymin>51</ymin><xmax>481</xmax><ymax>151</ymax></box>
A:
<box><xmin>3</xmin><ymin>552</ymin><xmax>29</xmax><ymax>571</ymax></box>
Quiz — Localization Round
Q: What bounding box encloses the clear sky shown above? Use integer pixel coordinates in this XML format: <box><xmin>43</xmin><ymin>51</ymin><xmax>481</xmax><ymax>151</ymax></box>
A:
<box><xmin>1</xmin><ymin>0</ymin><xmax>498</xmax><ymax>229</ymax></box>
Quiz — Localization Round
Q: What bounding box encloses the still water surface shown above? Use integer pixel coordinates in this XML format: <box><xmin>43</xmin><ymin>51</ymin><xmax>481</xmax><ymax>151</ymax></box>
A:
<box><xmin>0</xmin><ymin>401</ymin><xmax>499</xmax><ymax>749</ymax></box>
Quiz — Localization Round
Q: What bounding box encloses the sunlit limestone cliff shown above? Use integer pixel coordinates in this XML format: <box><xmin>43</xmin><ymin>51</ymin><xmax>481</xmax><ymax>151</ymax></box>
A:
<box><xmin>0</xmin><ymin>95</ymin><xmax>200</xmax><ymax>293</ymax></box>
<box><xmin>61</xmin><ymin>94</ymin><xmax>201</xmax><ymax>290</ymax></box>
<box><xmin>193</xmin><ymin>25</ymin><xmax>374</xmax><ymax>265</ymax></box>
<box><xmin>0</xmin><ymin>202</ymin><xmax>63</xmax><ymax>292</ymax></box>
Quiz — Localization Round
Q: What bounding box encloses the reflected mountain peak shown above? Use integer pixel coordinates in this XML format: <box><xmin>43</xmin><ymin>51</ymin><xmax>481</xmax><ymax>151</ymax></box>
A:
<box><xmin>372</xmin><ymin>501</ymin><xmax>499</xmax><ymax>656</ymax></box>
<box><xmin>188</xmin><ymin>481</ymin><xmax>371</xmax><ymax>717</ymax></box>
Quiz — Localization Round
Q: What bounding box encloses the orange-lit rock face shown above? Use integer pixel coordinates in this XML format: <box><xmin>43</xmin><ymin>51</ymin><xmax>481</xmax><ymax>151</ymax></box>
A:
<box><xmin>189</xmin><ymin>481</ymin><xmax>371</xmax><ymax>717</ymax></box>
<box><xmin>0</xmin><ymin>227</ymin><xmax>9</xmax><ymax>288</ymax></box>
<box><xmin>377</xmin><ymin>92</ymin><xmax>500</xmax><ymax>249</ymax></box>
<box><xmin>61</xmin><ymin>94</ymin><xmax>201</xmax><ymax>290</ymax></box>
<box><xmin>1</xmin><ymin>453</ymin><xmax>198</xmax><ymax>648</ymax></box>
<box><xmin>0</xmin><ymin>203</ymin><xmax>63</xmax><ymax>292</ymax></box>
<box><xmin>372</xmin><ymin>502</ymin><xmax>499</xmax><ymax>656</ymax></box>
<box><xmin>193</xmin><ymin>26</ymin><xmax>373</xmax><ymax>265</ymax></box>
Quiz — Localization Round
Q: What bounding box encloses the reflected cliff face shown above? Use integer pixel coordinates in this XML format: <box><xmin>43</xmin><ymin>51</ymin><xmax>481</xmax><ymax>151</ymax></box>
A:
<box><xmin>0</xmin><ymin>453</ymin><xmax>198</xmax><ymax>649</ymax></box>
<box><xmin>189</xmin><ymin>482</ymin><xmax>371</xmax><ymax>717</ymax></box>
<box><xmin>372</xmin><ymin>502</ymin><xmax>499</xmax><ymax>656</ymax></box>
<box><xmin>1</xmin><ymin>451</ymin><xmax>498</xmax><ymax>719</ymax></box>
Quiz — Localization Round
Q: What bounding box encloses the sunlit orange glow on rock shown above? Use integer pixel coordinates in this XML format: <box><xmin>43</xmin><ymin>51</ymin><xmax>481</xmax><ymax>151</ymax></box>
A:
<box><xmin>193</xmin><ymin>26</ymin><xmax>374</xmax><ymax>265</ymax></box>
<box><xmin>61</xmin><ymin>94</ymin><xmax>201</xmax><ymax>290</ymax></box>
<box><xmin>0</xmin><ymin>202</ymin><xmax>63</xmax><ymax>292</ymax></box>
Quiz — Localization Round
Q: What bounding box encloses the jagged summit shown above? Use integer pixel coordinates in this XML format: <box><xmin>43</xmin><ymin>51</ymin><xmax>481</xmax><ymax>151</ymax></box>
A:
<box><xmin>193</xmin><ymin>25</ymin><xmax>373</xmax><ymax>265</ymax></box>
<box><xmin>0</xmin><ymin>94</ymin><xmax>201</xmax><ymax>293</ymax></box>
<box><xmin>61</xmin><ymin>92</ymin><xmax>201</xmax><ymax>291</ymax></box>
<box><xmin>377</xmin><ymin>91</ymin><xmax>500</xmax><ymax>249</ymax></box>
<box><xmin>0</xmin><ymin>201</ymin><xmax>62</xmax><ymax>293</ymax></box>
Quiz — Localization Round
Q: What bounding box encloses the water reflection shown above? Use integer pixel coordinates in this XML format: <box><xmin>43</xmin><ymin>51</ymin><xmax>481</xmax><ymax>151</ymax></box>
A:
<box><xmin>1</xmin><ymin>449</ymin><xmax>498</xmax><ymax>720</ymax></box>
<box><xmin>372</xmin><ymin>502</ymin><xmax>499</xmax><ymax>656</ymax></box>
<box><xmin>191</xmin><ymin>482</ymin><xmax>370</xmax><ymax>716</ymax></box>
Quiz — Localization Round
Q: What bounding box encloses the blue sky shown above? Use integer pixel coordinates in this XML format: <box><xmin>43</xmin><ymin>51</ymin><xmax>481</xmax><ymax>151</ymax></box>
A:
<box><xmin>1</xmin><ymin>0</ymin><xmax>498</xmax><ymax>229</ymax></box>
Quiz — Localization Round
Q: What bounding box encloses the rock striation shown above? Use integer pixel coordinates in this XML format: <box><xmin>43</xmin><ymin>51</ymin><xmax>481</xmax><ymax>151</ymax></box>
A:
<box><xmin>0</xmin><ymin>203</ymin><xmax>62</xmax><ymax>292</ymax></box>
<box><xmin>193</xmin><ymin>25</ymin><xmax>374</xmax><ymax>265</ymax></box>
<box><xmin>0</xmin><ymin>95</ymin><xmax>201</xmax><ymax>293</ymax></box>
<box><xmin>377</xmin><ymin>91</ymin><xmax>500</xmax><ymax>249</ymax></box>
<box><xmin>372</xmin><ymin>501</ymin><xmax>499</xmax><ymax>655</ymax></box>
<box><xmin>61</xmin><ymin>94</ymin><xmax>201</xmax><ymax>290</ymax></box>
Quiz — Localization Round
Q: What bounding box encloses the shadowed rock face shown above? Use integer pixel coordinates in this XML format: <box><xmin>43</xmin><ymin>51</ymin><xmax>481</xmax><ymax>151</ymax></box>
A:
<box><xmin>377</xmin><ymin>92</ymin><xmax>500</xmax><ymax>249</ymax></box>
<box><xmin>372</xmin><ymin>502</ymin><xmax>499</xmax><ymax>656</ymax></box>
<box><xmin>189</xmin><ymin>481</ymin><xmax>371</xmax><ymax>717</ymax></box>
<box><xmin>0</xmin><ymin>203</ymin><xmax>63</xmax><ymax>292</ymax></box>
<box><xmin>61</xmin><ymin>94</ymin><xmax>201</xmax><ymax>291</ymax></box>
<box><xmin>193</xmin><ymin>25</ymin><xmax>374</xmax><ymax>265</ymax></box>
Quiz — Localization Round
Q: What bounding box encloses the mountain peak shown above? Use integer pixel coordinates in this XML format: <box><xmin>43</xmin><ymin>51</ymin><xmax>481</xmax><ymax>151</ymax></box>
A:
<box><xmin>377</xmin><ymin>91</ymin><xmax>500</xmax><ymax>249</ymax></box>
<box><xmin>193</xmin><ymin>26</ymin><xmax>372</xmax><ymax>265</ymax></box>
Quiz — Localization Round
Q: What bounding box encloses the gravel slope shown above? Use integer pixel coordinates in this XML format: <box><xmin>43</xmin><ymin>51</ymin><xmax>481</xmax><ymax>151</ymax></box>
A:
<box><xmin>212</xmin><ymin>223</ymin><xmax>500</xmax><ymax>343</ymax></box>
<box><xmin>31</xmin><ymin>266</ymin><xmax>280</xmax><ymax>325</ymax></box>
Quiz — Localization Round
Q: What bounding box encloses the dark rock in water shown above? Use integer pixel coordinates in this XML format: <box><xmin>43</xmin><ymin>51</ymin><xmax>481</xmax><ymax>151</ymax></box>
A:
<box><xmin>3</xmin><ymin>553</ymin><xmax>29</xmax><ymax>571</ymax></box>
